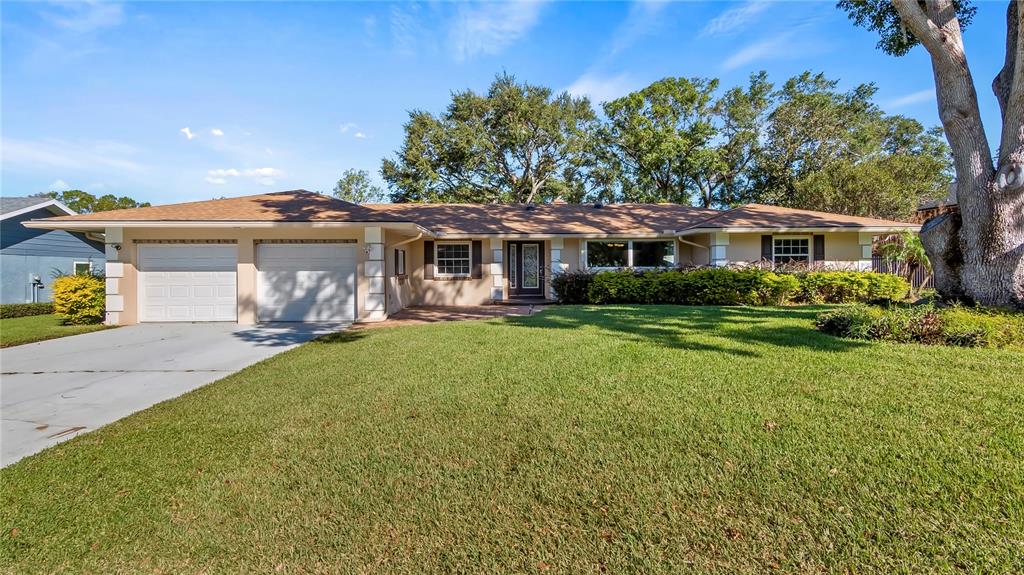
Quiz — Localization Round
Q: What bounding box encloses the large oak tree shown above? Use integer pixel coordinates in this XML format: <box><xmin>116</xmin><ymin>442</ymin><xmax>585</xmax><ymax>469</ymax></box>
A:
<box><xmin>840</xmin><ymin>0</ymin><xmax>1024</xmax><ymax>307</ymax></box>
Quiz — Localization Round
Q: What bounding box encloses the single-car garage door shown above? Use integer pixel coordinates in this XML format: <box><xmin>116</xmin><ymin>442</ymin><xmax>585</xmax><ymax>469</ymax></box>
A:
<box><xmin>138</xmin><ymin>244</ymin><xmax>238</xmax><ymax>322</ymax></box>
<box><xmin>256</xmin><ymin>242</ymin><xmax>356</xmax><ymax>322</ymax></box>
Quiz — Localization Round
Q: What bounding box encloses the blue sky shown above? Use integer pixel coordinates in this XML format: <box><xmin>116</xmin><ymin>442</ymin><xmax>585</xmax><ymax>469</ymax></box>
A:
<box><xmin>0</xmin><ymin>1</ymin><xmax>1006</xmax><ymax>205</ymax></box>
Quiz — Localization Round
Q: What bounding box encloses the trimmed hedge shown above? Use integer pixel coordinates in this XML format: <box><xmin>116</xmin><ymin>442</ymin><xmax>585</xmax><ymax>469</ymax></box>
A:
<box><xmin>52</xmin><ymin>275</ymin><xmax>105</xmax><ymax>325</ymax></box>
<box><xmin>552</xmin><ymin>268</ymin><xmax>905</xmax><ymax>306</ymax></box>
<box><xmin>0</xmin><ymin>302</ymin><xmax>55</xmax><ymax>319</ymax></box>
<box><xmin>815</xmin><ymin>304</ymin><xmax>1024</xmax><ymax>348</ymax></box>
<box><xmin>797</xmin><ymin>271</ymin><xmax>909</xmax><ymax>303</ymax></box>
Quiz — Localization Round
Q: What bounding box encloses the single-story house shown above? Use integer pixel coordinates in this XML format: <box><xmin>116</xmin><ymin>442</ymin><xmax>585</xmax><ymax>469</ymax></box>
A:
<box><xmin>24</xmin><ymin>190</ymin><xmax>919</xmax><ymax>325</ymax></box>
<box><xmin>1</xmin><ymin>197</ymin><xmax>105</xmax><ymax>304</ymax></box>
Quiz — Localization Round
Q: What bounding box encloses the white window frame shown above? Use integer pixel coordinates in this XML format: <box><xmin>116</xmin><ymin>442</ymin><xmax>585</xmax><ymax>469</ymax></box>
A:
<box><xmin>395</xmin><ymin>248</ymin><xmax>407</xmax><ymax>277</ymax></box>
<box><xmin>434</xmin><ymin>241</ymin><xmax>472</xmax><ymax>278</ymax></box>
<box><xmin>772</xmin><ymin>235</ymin><xmax>811</xmax><ymax>265</ymax></box>
<box><xmin>584</xmin><ymin>239</ymin><xmax>676</xmax><ymax>270</ymax></box>
<box><xmin>72</xmin><ymin>261</ymin><xmax>93</xmax><ymax>275</ymax></box>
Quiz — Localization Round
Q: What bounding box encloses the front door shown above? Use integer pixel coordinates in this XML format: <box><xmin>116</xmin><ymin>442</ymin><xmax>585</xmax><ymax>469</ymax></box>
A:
<box><xmin>507</xmin><ymin>241</ymin><xmax>545</xmax><ymax>298</ymax></box>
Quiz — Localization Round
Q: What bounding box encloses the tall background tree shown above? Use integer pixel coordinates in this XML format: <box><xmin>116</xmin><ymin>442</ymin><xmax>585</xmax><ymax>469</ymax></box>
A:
<box><xmin>839</xmin><ymin>0</ymin><xmax>1024</xmax><ymax>308</ymax></box>
<box><xmin>39</xmin><ymin>190</ymin><xmax>150</xmax><ymax>213</ymax></box>
<box><xmin>382</xmin><ymin>73</ymin><xmax>603</xmax><ymax>204</ymax></box>
<box><xmin>332</xmin><ymin>169</ymin><xmax>385</xmax><ymax>204</ymax></box>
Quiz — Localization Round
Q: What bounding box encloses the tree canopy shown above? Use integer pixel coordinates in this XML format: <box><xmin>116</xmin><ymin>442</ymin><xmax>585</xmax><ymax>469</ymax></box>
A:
<box><xmin>380</xmin><ymin>70</ymin><xmax>951</xmax><ymax>220</ymax></box>
<box><xmin>332</xmin><ymin>169</ymin><xmax>385</xmax><ymax>204</ymax></box>
<box><xmin>382</xmin><ymin>73</ymin><xmax>601</xmax><ymax>204</ymax></box>
<box><xmin>42</xmin><ymin>190</ymin><xmax>150</xmax><ymax>213</ymax></box>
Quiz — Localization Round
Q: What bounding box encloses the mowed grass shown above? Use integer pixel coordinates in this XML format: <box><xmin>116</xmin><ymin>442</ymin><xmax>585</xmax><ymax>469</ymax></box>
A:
<box><xmin>1</xmin><ymin>306</ymin><xmax>1022</xmax><ymax>574</ymax></box>
<box><xmin>0</xmin><ymin>314</ymin><xmax>110</xmax><ymax>348</ymax></box>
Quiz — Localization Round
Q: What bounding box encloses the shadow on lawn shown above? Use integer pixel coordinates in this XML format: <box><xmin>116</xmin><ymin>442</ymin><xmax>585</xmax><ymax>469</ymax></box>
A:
<box><xmin>505</xmin><ymin>305</ymin><xmax>866</xmax><ymax>356</ymax></box>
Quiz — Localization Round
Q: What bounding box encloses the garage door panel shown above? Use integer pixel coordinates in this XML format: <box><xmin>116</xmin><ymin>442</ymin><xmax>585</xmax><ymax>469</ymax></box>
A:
<box><xmin>257</xmin><ymin>244</ymin><xmax>355</xmax><ymax>322</ymax></box>
<box><xmin>139</xmin><ymin>245</ymin><xmax>237</xmax><ymax>322</ymax></box>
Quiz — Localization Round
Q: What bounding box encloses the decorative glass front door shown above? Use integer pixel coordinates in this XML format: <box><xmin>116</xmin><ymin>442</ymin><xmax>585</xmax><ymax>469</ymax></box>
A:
<box><xmin>507</xmin><ymin>241</ymin><xmax>544</xmax><ymax>297</ymax></box>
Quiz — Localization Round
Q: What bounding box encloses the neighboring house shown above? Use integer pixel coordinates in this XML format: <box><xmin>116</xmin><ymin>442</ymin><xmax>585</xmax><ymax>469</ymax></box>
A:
<box><xmin>1</xmin><ymin>197</ymin><xmax>105</xmax><ymax>304</ymax></box>
<box><xmin>25</xmin><ymin>190</ymin><xmax>918</xmax><ymax>325</ymax></box>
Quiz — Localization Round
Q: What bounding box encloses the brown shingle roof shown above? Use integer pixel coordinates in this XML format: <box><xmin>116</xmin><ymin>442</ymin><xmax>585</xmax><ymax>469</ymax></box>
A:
<box><xmin>32</xmin><ymin>190</ymin><xmax>917</xmax><ymax>235</ymax></box>
<box><xmin>364</xmin><ymin>202</ymin><xmax>719</xmax><ymax>235</ymax></box>
<box><xmin>679</xmin><ymin>204</ymin><xmax>918</xmax><ymax>232</ymax></box>
<box><xmin>37</xmin><ymin>190</ymin><xmax>404</xmax><ymax>223</ymax></box>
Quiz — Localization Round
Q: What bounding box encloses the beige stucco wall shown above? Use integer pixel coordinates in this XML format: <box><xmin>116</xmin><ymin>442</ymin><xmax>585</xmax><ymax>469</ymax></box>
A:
<box><xmin>406</xmin><ymin>238</ymin><xmax>497</xmax><ymax>306</ymax></box>
<box><xmin>722</xmin><ymin>231</ymin><xmax>868</xmax><ymax>267</ymax></box>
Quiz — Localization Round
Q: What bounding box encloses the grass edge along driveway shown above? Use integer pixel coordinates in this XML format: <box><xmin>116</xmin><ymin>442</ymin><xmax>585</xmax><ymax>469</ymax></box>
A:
<box><xmin>0</xmin><ymin>314</ymin><xmax>111</xmax><ymax>348</ymax></box>
<box><xmin>1</xmin><ymin>305</ymin><xmax>1021</xmax><ymax>574</ymax></box>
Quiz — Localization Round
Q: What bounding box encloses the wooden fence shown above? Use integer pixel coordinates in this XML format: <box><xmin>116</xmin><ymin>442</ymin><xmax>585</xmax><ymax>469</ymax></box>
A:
<box><xmin>872</xmin><ymin>256</ymin><xmax>930</xmax><ymax>289</ymax></box>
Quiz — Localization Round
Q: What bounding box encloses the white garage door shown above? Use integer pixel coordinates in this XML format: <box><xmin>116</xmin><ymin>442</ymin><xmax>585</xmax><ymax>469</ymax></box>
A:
<box><xmin>138</xmin><ymin>244</ymin><xmax>238</xmax><ymax>322</ymax></box>
<box><xmin>256</xmin><ymin>243</ymin><xmax>357</xmax><ymax>322</ymax></box>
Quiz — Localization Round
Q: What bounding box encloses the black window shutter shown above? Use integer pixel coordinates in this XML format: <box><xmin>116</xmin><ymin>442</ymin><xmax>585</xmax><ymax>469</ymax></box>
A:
<box><xmin>761</xmin><ymin>235</ymin><xmax>773</xmax><ymax>262</ymax></box>
<box><xmin>471</xmin><ymin>240</ymin><xmax>483</xmax><ymax>279</ymax></box>
<box><xmin>813</xmin><ymin>235</ymin><xmax>825</xmax><ymax>261</ymax></box>
<box><xmin>424</xmin><ymin>240</ymin><xmax>434</xmax><ymax>280</ymax></box>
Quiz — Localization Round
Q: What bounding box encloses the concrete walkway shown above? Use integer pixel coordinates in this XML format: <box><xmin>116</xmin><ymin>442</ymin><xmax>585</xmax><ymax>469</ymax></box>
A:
<box><xmin>0</xmin><ymin>322</ymin><xmax>345</xmax><ymax>467</ymax></box>
<box><xmin>355</xmin><ymin>305</ymin><xmax>541</xmax><ymax>329</ymax></box>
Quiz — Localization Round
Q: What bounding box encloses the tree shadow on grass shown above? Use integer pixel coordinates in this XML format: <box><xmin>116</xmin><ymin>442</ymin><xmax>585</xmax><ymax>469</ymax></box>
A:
<box><xmin>503</xmin><ymin>305</ymin><xmax>867</xmax><ymax>356</ymax></box>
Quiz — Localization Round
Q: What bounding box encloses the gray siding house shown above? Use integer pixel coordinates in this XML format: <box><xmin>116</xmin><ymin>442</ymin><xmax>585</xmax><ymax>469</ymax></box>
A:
<box><xmin>1</xmin><ymin>197</ymin><xmax>105</xmax><ymax>304</ymax></box>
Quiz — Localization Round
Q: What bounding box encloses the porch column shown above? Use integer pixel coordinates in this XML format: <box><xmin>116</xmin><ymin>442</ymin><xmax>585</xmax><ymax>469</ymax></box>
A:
<box><xmin>550</xmin><ymin>238</ymin><xmax>566</xmax><ymax>299</ymax></box>
<box><xmin>858</xmin><ymin>233</ymin><xmax>874</xmax><ymax>271</ymax></box>
<box><xmin>489</xmin><ymin>238</ymin><xmax>504</xmax><ymax>301</ymax></box>
<box><xmin>710</xmin><ymin>232</ymin><xmax>730</xmax><ymax>267</ymax></box>
<box><xmin>103</xmin><ymin>227</ymin><xmax>125</xmax><ymax>325</ymax></box>
<box><xmin>364</xmin><ymin>226</ymin><xmax>385</xmax><ymax>320</ymax></box>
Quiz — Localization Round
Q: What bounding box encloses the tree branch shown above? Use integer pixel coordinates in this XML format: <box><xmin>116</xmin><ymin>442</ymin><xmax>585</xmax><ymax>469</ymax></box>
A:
<box><xmin>996</xmin><ymin>0</ymin><xmax>1024</xmax><ymax>167</ymax></box>
<box><xmin>891</xmin><ymin>0</ymin><xmax>946</xmax><ymax>56</ymax></box>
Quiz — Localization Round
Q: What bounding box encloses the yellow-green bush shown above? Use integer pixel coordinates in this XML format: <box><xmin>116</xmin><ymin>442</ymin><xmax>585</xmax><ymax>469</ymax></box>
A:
<box><xmin>52</xmin><ymin>275</ymin><xmax>105</xmax><ymax>325</ymax></box>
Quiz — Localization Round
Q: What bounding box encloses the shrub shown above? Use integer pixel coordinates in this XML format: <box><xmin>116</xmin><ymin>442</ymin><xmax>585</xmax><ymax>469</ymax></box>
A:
<box><xmin>864</xmin><ymin>273</ymin><xmax>911</xmax><ymax>302</ymax></box>
<box><xmin>584</xmin><ymin>267</ymin><xmax>801</xmax><ymax>306</ymax></box>
<box><xmin>588</xmin><ymin>270</ymin><xmax>655</xmax><ymax>304</ymax></box>
<box><xmin>815</xmin><ymin>304</ymin><xmax>881</xmax><ymax>339</ymax></box>
<box><xmin>551</xmin><ymin>270</ymin><xmax>596</xmax><ymax>304</ymax></box>
<box><xmin>52</xmin><ymin>274</ymin><xmax>105</xmax><ymax>325</ymax></box>
<box><xmin>815</xmin><ymin>304</ymin><xmax>1024</xmax><ymax>348</ymax></box>
<box><xmin>798</xmin><ymin>272</ymin><xmax>908</xmax><ymax>304</ymax></box>
<box><xmin>0</xmin><ymin>302</ymin><xmax>55</xmax><ymax>319</ymax></box>
<box><xmin>941</xmin><ymin>305</ymin><xmax>1024</xmax><ymax>348</ymax></box>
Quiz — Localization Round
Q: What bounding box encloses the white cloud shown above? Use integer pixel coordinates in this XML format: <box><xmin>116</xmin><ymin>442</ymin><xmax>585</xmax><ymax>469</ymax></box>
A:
<box><xmin>389</xmin><ymin>4</ymin><xmax>420</xmax><ymax>56</ymax></box>
<box><xmin>210</xmin><ymin>128</ymin><xmax>225</xmax><ymax>137</ymax></box>
<box><xmin>610</xmin><ymin>0</ymin><xmax>669</xmax><ymax>55</ymax></box>
<box><xmin>339</xmin><ymin>122</ymin><xmax>357</xmax><ymax>134</ymax></box>
<box><xmin>722</xmin><ymin>33</ymin><xmax>795</xmax><ymax>71</ymax></box>
<box><xmin>180</xmin><ymin>127</ymin><xmax>195</xmax><ymax>140</ymax></box>
<box><xmin>354</xmin><ymin>132</ymin><xmax>367</xmax><ymax>139</ymax></box>
<box><xmin>701</xmin><ymin>1</ymin><xmax>770</xmax><ymax>37</ymax></box>
<box><xmin>2</xmin><ymin>138</ymin><xmax>145</xmax><ymax>172</ymax></box>
<box><xmin>205</xmin><ymin>167</ymin><xmax>284</xmax><ymax>186</ymax></box>
<box><xmin>49</xmin><ymin>179</ymin><xmax>70</xmax><ymax>190</ymax></box>
<box><xmin>564</xmin><ymin>72</ymin><xmax>638</xmax><ymax>105</ymax></box>
<box><xmin>449</xmin><ymin>1</ymin><xmax>547</xmax><ymax>61</ymax></box>
<box><xmin>364</xmin><ymin>15</ymin><xmax>377</xmax><ymax>38</ymax></box>
<box><xmin>41</xmin><ymin>1</ymin><xmax>124</xmax><ymax>33</ymax></box>
<box><xmin>885</xmin><ymin>89</ymin><xmax>935</xmax><ymax>109</ymax></box>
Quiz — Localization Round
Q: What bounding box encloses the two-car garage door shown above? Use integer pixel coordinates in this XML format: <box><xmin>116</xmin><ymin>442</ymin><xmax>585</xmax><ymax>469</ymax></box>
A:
<box><xmin>138</xmin><ymin>242</ymin><xmax>357</xmax><ymax>323</ymax></box>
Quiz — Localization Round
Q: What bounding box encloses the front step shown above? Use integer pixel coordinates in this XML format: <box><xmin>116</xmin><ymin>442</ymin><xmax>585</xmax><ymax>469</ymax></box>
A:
<box><xmin>494</xmin><ymin>297</ymin><xmax>555</xmax><ymax>306</ymax></box>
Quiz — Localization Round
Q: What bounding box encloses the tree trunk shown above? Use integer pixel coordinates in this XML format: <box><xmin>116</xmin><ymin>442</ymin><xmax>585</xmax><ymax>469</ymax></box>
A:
<box><xmin>895</xmin><ymin>0</ymin><xmax>1024</xmax><ymax>308</ymax></box>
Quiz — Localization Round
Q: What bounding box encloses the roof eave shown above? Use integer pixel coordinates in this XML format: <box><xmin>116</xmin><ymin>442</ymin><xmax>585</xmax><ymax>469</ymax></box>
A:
<box><xmin>675</xmin><ymin>224</ymin><xmax>921</xmax><ymax>236</ymax></box>
<box><xmin>0</xmin><ymin>199</ymin><xmax>76</xmax><ymax>221</ymax></box>
<box><xmin>23</xmin><ymin>219</ymin><xmax>435</xmax><ymax>236</ymax></box>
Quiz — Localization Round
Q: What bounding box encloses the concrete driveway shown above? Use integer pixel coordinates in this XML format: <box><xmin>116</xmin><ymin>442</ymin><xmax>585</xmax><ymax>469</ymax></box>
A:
<box><xmin>0</xmin><ymin>322</ymin><xmax>345</xmax><ymax>467</ymax></box>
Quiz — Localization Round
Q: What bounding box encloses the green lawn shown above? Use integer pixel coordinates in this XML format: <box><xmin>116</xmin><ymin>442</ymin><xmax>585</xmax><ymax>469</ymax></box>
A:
<box><xmin>2</xmin><ymin>306</ymin><xmax>1022</xmax><ymax>573</ymax></box>
<box><xmin>0</xmin><ymin>314</ymin><xmax>110</xmax><ymax>348</ymax></box>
